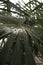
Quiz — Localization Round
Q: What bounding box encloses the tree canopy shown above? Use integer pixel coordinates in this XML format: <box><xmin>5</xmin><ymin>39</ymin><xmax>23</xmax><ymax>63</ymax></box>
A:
<box><xmin>0</xmin><ymin>0</ymin><xmax>43</xmax><ymax>27</ymax></box>
<box><xmin>0</xmin><ymin>0</ymin><xmax>43</xmax><ymax>65</ymax></box>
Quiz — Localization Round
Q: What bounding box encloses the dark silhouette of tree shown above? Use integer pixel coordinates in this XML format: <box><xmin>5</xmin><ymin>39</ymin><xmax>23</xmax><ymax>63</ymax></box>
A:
<box><xmin>0</xmin><ymin>0</ymin><xmax>43</xmax><ymax>65</ymax></box>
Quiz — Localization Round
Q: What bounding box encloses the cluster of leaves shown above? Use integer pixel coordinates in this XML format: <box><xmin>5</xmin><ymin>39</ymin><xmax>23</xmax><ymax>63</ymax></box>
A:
<box><xmin>0</xmin><ymin>0</ymin><xmax>43</xmax><ymax>65</ymax></box>
<box><xmin>0</xmin><ymin>0</ymin><xmax>43</xmax><ymax>26</ymax></box>
<box><xmin>0</xmin><ymin>0</ymin><xmax>43</xmax><ymax>56</ymax></box>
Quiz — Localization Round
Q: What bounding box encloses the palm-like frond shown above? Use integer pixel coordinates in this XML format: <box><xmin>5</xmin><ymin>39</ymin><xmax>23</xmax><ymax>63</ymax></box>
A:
<box><xmin>0</xmin><ymin>0</ymin><xmax>43</xmax><ymax>65</ymax></box>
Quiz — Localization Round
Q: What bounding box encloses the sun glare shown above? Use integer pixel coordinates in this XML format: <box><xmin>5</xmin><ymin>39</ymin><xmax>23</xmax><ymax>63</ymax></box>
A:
<box><xmin>10</xmin><ymin>0</ymin><xmax>43</xmax><ymax>4</ymax></box>
<box><xmin>9</xmin><ymin>0</ymin><xmax>29</xmax><ymax>4</ymax></box>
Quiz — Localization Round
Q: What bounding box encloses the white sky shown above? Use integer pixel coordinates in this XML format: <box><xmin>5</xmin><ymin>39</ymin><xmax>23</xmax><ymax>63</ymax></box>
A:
<box><xmin>10</xmin><ymin>0</ymin><xmax>43</xmax><ymax>4</ymax></box>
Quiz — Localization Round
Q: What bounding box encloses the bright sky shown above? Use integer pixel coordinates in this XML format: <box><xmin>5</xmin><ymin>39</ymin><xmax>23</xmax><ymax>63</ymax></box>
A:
<box><xmin>10</xmin><ymin>0</ymin><xmax>43</xmax><ymax>4</ymax></box>
<box><xmin>10</xmin><ymin>0</ymin><xmax>29</xmax><ymax>4</ymax></box>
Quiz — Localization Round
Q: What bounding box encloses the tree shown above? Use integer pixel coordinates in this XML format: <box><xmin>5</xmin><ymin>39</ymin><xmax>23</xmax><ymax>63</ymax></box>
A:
<box><xmin>0</xmin><ymin>0</ymin><xmax>43</xmax><ymax>65</ymax></box>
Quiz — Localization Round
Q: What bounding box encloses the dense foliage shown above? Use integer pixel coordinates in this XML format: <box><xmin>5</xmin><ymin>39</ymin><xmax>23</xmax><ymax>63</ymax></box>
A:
<box><xmin>0</xmin><ymin>0</ymin><xmax>43</xmax><ymax>65</ymax></box>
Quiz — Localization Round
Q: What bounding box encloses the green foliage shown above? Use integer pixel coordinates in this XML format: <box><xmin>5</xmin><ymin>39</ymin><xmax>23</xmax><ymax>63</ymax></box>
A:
<box><xmin>0</xmin><ymin>0</ymin><xmax>43</xmax><ymax>27</ymax></box>
<box><xmin>0</xmin><ymin>0</ymin><xmax>43</xmax><ymax>65</ymax></box>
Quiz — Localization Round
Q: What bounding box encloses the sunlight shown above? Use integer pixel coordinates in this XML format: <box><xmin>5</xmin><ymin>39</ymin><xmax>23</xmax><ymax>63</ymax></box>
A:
<box><xmin>10</xmin><ymin>0</ymin><xmax>43</xmax><ymax>4</ymax></box>
<box><xmin>9</xmin><ymin>0</ymin><xmax>29</xmax><ymax>4</ymax></box>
